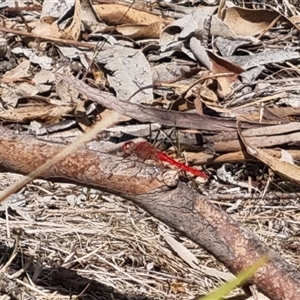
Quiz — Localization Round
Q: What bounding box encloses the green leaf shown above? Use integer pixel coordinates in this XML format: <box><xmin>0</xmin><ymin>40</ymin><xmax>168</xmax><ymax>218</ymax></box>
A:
<box><xmin>199</xmin><ymin>254</ymin><xmax>269</xmax><ymax>300</ymax></box>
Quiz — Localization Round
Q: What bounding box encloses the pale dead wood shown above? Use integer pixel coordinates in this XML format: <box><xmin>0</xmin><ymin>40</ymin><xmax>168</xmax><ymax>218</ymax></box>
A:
<box><xmin>207</xmin><ymin>122</ymin><xmax>300</xmax><ymax>152</ymax></box>
<box><xmin>0</xmin><ymin>127</ymin><xmax>300</xmax><ymax>300</ymax></box>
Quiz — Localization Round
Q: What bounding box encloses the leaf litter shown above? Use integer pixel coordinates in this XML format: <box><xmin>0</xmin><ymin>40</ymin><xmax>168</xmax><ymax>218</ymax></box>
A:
<box><xmin>0</xmin><ymin>0</ymin><xmax>300</xmax><ymax>299</ymax></box>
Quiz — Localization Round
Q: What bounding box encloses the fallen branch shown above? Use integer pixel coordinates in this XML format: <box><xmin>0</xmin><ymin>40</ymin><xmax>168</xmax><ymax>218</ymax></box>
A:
<box><xmin>55</xmin><ymin>73</ymin><xmax>266</xmax><ymax>132</ymax></box>
<box><xmin>0</xmin><ymin>126</ymin><xmax>300</xmax><ymax>300</ymax></box>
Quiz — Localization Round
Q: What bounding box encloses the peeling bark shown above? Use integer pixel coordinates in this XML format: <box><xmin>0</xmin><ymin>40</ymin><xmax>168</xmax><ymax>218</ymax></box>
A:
<box><xmin>0</xmin><ymin>126</ymin><xmax>299</xmax><ymax>300</ymax></box>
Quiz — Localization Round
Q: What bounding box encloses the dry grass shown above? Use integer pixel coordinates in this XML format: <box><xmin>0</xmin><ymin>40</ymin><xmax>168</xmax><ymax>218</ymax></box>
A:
<box><xmin>0</xmin><ymin>173</ymin><xmax>222</xmax><ymax>299</ymax></box>
<box><xmin>1</xmin><ymin>171</ymin><xmax>299</xmax><ymax>300</ymax></box>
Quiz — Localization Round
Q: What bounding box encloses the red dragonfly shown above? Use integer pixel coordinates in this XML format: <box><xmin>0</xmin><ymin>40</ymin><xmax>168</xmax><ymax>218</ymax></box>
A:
<box><xmin>122</xmin><ymin>141</ymin><xmax>209</xmax><ymax>179</ymax></box>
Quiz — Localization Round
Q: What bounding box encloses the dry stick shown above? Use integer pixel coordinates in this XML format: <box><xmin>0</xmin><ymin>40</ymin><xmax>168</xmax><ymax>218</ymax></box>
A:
<box><xmin>0</xmin><ymin>129</ymin><xmax>300</xmax><ymax>300</ymax></box>
<box><xmin>56</xmin><ymin>73</ymin><xmax>267</xmax><ymax>132</ymax></box>
<box><xmin>0</xmin><ymin>111</ymin><xmax>120</xmax><ymax>204</ymax></box>
<box><xmin>0</xmin><ymin>26</ymin><xmax>98</xmax><ymax>50</ymax></box>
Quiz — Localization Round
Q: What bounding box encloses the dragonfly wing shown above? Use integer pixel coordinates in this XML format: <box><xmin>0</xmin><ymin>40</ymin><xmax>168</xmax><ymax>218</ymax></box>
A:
<box><xmin>134</xmin><ymin>142</ymin><xmax>156</xmax><ymax>160</ymax></box>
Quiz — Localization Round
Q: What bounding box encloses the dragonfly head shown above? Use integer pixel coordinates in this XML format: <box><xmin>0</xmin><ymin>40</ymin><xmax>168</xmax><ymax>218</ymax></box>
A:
<box><xmin>122</xmin><ymin>141</ymin><xmax>135</xmax><ymax>154</ymax></box>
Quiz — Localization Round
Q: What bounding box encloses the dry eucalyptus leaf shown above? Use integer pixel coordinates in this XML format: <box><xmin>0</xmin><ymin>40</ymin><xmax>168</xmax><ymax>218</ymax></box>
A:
<box><xmin>159</xmin><ymin>227</ymin><xmax>199</xmax><ymax>269</ymax></box>
<box><xmin>40</xmin><ymin>0</ymin><xmax>75</xmax><ymax>19</ymax></box>
<box><xmin>160</xmin><ymin>10</ymin><xmax>211</xmax><ymax>52</ymax></box>
<box><xmin>96</xmin><ymin>46</ymin><xmax>153</xmax><ymax>104</ymax></box>
<box><xmin>0</xmin><ymin>87</ymin><xmax>19</xmax><ymax>107</ymax></box>
<box><xmin>18</xmin><ymin>82</ymin><xmax>46</xmax><ymax>96</ymax></box>
<box><xmin>32</xmin><ymin>20</ymin><xmax>61</xmax><ymax>39</ymax></box>
<box><xmin>210</xmin><ymin>14</ymin><xmax>237</xmax><ymax>39</ymax></box>
<box><xmin>33</xmin><ymin>0</ymin><xmax>81</xmax><ymax>41</ymax></box>
<box><xmin>61</xmin><ymin>0</ymin><xmax>82</xmax><ymax>41</ymax></box>
<box><xmin>116</xmin><ymin>21</ymin><xmax>168</xmax><ymax>39</ymax></box>
<box><xmin>1</xmin><ymin>81</ymin><xmax>48</xmax><ymax>108</ymax></box>
<box><xmin>198</xmin><ymin>83</ymin><xmax>220</xmax><ymax>111</ymax></box>
<box><xmin>159</xmin><ymin>226</ymin><xmax>235</xmax><ymax>281</ymax></box>
<box><xmin>227</xmin><ymin>49</ymin><xmax>300</xmax><ymax>70</ymax></box>
<box><xmin>152</xmin><ymin>62</ymin><xmax>184</xmax><ymax>84</ymax></box>
<box><xmin>247</xmin><ymin>294</ymin><xmax>271</xmax><ymax>300</ymax></box>
<box><xmin>33</xmin><ymin>69</ymin><xmax>56</xmax><ymax>85</ymax></box>
<box><xmin>0</xmin><ymin>105</ymin><xmax>74</xmax><ymax>124</ymax></box>
<box><xmin>189</xmin><ymin>37</ymin><xmax>212</xmax><ymax>70</ymax></box>
<box><xmin>196</xmin><ymin>51</ymin><xmax>244</xmax><ymax>104</ymax></box>
<box><xmin>81</xmin><ymin>0</ymin><xmax>105</xmax><ymax>32</ymax></box>
<box><xmin>56</xmin><ymin>78</ymin><xmax>80</xmax><ymax>104</ymax></box>
<box><xmin>223</xmin><ymin>7</ymin><xmax>280</xmax><ymax>36</ymax></box>
<box><xmin>93</xmin><ymin>4</ymin><xmax>165</xmax><ymax>26</ymax></box>
<box><xmin>55</xmin><ymin>46</ymin><xmax>91</xmax><ymax>70</ymax></box>
<box><xmin>2</xmin><ymin>60</ymin><xmax>30</xmax><ymax>80</ymax></box>
<box><xmin>11</xmin><ymin>48</ymin><xmax>53</xmax><ymax>70</ymax></box>
<box><xmin>208</xmin><ymin>51</ymin><xmax>244</xmax><ymax>98</ymax></box>
<box><xmin>215</xmin><ymin>36</ymin><xmax>259</xmax><ymax>56</ymax></box>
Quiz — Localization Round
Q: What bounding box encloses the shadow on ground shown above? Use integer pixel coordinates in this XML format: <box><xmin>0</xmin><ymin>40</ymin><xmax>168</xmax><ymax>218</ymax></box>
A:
<box><xmin>0</xmin><ymin>242</ymin><xmax>155</xmax><ymax>300</ymax></box>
